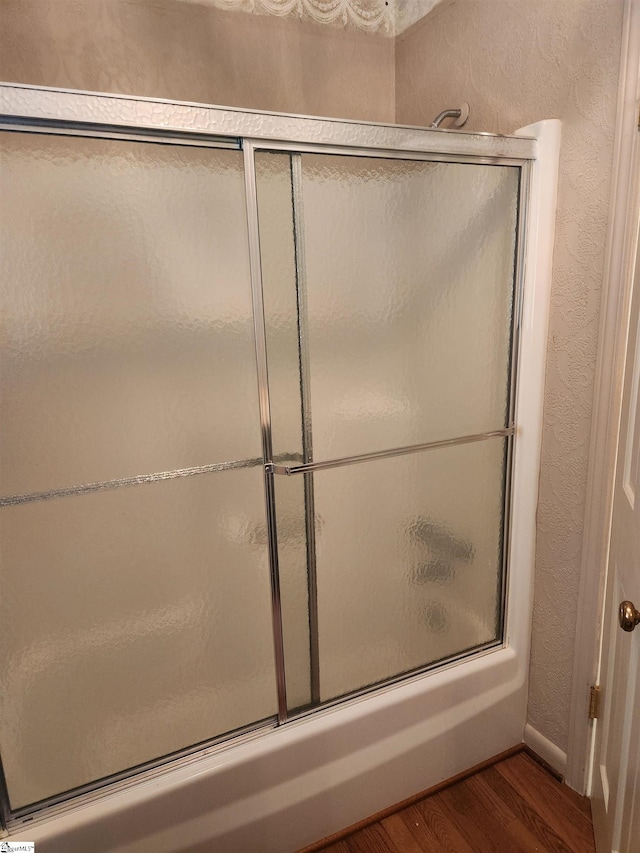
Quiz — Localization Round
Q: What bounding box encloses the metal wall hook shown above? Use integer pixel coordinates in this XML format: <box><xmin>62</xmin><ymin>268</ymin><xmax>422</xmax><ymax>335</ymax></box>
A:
<box><xmin>430</xmin><ymin>102</ymin><xmax>470</xmax><ymax>129</ymax></box>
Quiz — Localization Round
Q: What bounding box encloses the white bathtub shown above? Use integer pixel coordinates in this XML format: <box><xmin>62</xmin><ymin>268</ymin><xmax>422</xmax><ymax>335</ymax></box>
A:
<box><xmin>9</xmin><ymin>644</ymin><xmax>524</xmax><ymax>852</ymax></box>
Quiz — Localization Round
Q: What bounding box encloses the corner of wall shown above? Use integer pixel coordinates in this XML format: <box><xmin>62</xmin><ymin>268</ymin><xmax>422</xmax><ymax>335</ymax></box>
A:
<box><xmin>392</xmin><ymin>0</ymin><xmax>626</xmax><ymax>764</ymax></box>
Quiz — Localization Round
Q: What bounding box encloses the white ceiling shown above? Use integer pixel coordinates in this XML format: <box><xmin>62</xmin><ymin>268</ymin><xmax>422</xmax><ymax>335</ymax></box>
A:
<box><xmin>396</xmin><ymin>0</ymin><xmax>442</xmax><ymax>34</ymax></box>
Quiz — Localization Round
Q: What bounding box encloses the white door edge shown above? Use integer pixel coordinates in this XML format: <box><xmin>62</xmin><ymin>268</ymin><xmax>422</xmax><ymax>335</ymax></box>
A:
<box><xmin>566</xmin><ymin>0</ymin><xmax>640</xmax><ymax>796</ymax></box>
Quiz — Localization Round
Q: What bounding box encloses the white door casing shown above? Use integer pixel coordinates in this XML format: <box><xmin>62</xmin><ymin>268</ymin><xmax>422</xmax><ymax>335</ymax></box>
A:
<box><xmin>567</xmin><ymin>0</ymin><xmax>640</xmax><ymax>797</ymax></box>
<box><xmin>592</xmin><ymin>221</ymin><xmax>640</xmax><ymax>853</ymax></box>
<box><xmin>590</xmin><ymin>21</ymin><xmax>640</xmax><ymax>841</ymax></box>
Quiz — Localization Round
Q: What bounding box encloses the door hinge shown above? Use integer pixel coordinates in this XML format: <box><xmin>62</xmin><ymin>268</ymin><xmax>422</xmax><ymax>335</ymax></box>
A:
<box><xmin>589</xmin><ymin>684</ymin><xmax>601</xmax><ymax>720</ymax></box>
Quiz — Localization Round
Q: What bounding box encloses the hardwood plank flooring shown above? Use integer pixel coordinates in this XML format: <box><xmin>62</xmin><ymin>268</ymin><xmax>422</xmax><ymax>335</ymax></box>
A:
<box><xmin>302</xmin><ymin>750</ymin><xmax>595</xmax><ymax>853</ymax></box>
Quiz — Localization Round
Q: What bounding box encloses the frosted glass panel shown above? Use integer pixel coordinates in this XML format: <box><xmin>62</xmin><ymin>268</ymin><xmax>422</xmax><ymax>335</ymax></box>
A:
<box><xmin>255</xmin><ymin>151</ymin><xmax>515</xmax><ymax>709</ymax></box>
<box><xmin>309</xmin><ymin>439</ymin><xmax>506</xmax><ymax>702</ymax></box>
<box><xmin>0</xmin><ymin>132</ymin><xmax>260</xmax><ymax>496</ymax></box>
<box><xmin>0</xmin><ymin>468</ymin><xmax>277</xmax><ymax>809</ymax></box>
<box><xmin>274</xmin><ymin>477</ymin><xmax>312</xmax><ymax>710</ymax></box>
<box><xmin>255</xmin><ymin>152</ymin><xmax>303</xmax><ymax>465</ymax></box>
<box><xmin>279</xmin><ymin>154</ymin><xmax>518</xmax><ymax>461</ymax></box>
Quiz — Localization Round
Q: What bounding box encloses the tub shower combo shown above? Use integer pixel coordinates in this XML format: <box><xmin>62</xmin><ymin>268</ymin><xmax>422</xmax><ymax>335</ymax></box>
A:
<box><xmin>0</xmin><ymin>84</ymin><xmax>560</xmax><ymax>852</ymax></box>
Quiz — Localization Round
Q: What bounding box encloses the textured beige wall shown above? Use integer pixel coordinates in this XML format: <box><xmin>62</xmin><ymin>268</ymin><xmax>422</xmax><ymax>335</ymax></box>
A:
<box><xmin>1</xmin><ymin>0</ymin><xmax>624</xmax><ymax>758</ymax></box>
<box><xmin>396</xmin><ymin>0</ymin><xmax>624</xmax><ymax>752</ymax></box>
<box><xmin>0</xmin><ymin>0</ymin><xmax>394</xmax><ymax>122</ymax></box>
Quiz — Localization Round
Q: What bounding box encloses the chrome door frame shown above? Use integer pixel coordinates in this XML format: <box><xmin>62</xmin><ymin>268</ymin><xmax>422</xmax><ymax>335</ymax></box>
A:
<box><xmin>244</xmin><ymin>137</ymin><xmax>530</xmax><ymax>725</ymax></box>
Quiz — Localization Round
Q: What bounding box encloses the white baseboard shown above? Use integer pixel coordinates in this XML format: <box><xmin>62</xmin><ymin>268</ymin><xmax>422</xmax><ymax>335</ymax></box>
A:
<box><xmin>524</xmin><ymin>723</ymin><xmax>568</xmax><ymax>777</ymax></box>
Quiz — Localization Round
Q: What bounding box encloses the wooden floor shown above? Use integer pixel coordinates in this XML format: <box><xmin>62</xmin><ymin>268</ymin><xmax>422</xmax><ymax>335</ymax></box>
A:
<box><xmin>302</xmin><ymin>750</ymin><xmax>595</xmax><ymax>853</ymax></box>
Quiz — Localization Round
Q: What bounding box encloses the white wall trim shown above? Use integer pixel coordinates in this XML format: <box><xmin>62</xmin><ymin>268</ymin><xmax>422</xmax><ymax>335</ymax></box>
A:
<box><xmin>565</xmin><ymin>0</ymin><xmax>640</xmax><ymax>795</ymax></box>
<box><xmin>524</xmin><ymin>723</ymin><xmax>568</xmax><ymax>777</ymax></box>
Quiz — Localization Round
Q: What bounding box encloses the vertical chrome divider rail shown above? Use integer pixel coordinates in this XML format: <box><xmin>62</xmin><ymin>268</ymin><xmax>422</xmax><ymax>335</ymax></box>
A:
<box><xmin>243</xmin><ymin>140</ymin><xmax>289</xmax><ymax>723</ymax></box>
<box><xmin>501</xmin><ymin>160</ymin><xmax>532</xmax><ymax>639</ymax></box>
<box><xmin>290</xmin><ymin>154</ymin><xmax>321</xmax><ymax>706</ymax></box>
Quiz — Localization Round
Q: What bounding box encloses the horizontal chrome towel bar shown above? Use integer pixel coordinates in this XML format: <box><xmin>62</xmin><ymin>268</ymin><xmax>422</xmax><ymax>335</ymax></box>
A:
<box><xmin>266</xmin><ymin>427</ymin><xmax>514</xmax><ymax>476</ymax></box>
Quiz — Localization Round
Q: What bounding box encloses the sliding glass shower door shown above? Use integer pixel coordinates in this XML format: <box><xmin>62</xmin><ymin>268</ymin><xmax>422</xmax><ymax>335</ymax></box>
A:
<box><xmin>255</xmin><ymin>150</ymin><xmax>520</xmax><ymax>710</ymax></box>
<box><xmin>0</xmin><ymin>132</ymin><xmax>278</xmax><ymax>810</ymax></box>
<box><xmin>0</xmin><ymin>126</ymin><xmax>522</xmax><ymax>816</ymax></box>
